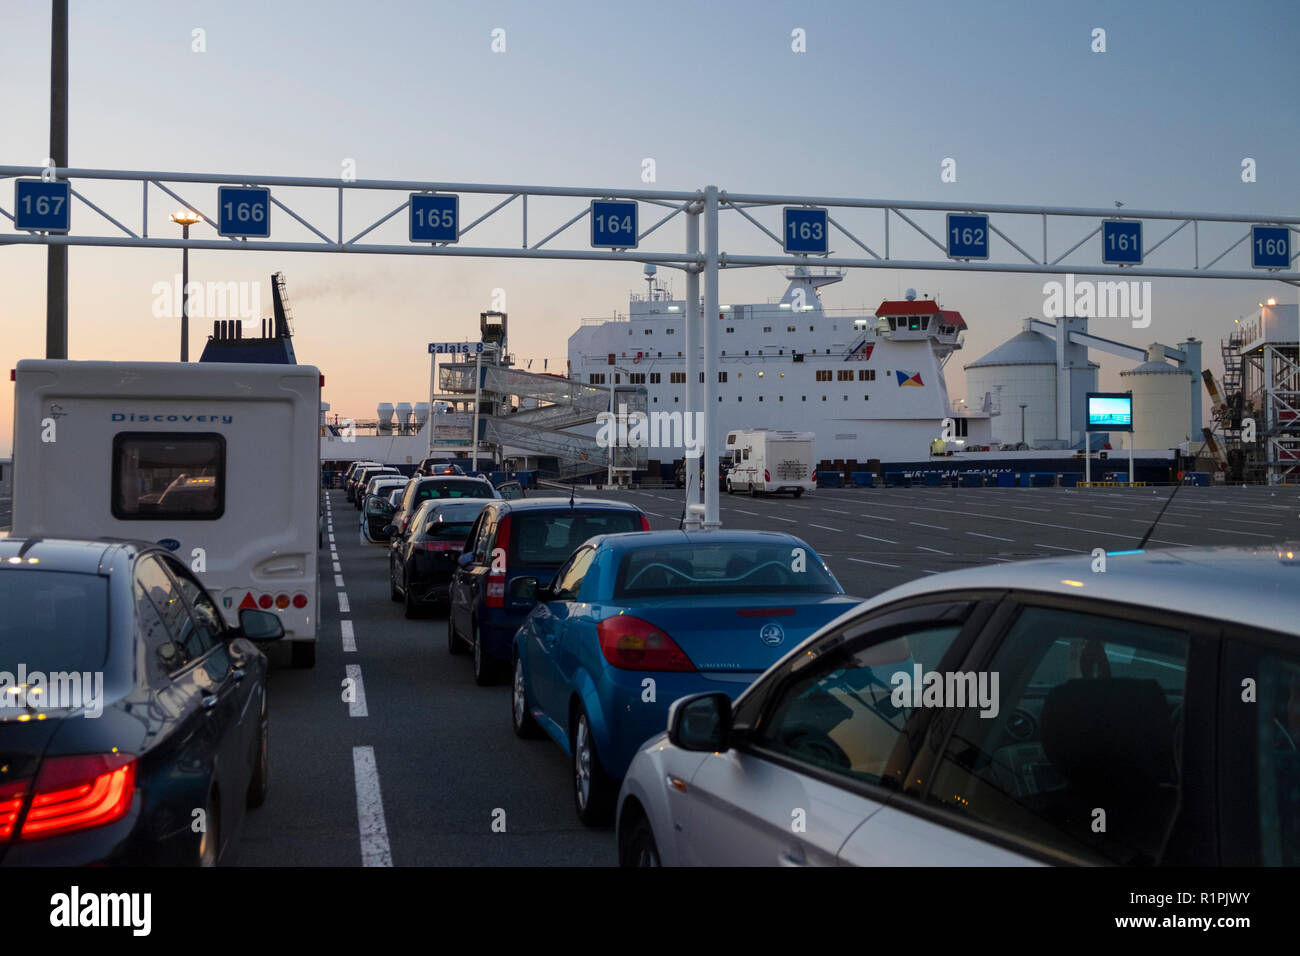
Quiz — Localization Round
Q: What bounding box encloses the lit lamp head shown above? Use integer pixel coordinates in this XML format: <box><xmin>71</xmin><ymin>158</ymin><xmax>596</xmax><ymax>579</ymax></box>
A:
<box><xmin>170</xmin><ymin>209</ymin><xmax>202</xmax><ymax>227</ymax></box>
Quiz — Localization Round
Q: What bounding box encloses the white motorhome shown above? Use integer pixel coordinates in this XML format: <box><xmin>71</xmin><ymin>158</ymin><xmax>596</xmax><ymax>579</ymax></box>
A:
<box><xmin>724</xmin><ymin>428</ymin><xmax>816</xmax><ymax>497</ymax></box>
<box><xmin>10</xmin><ymin>360</ymin><xmax>322</xmax><ymax>667</ymax></box>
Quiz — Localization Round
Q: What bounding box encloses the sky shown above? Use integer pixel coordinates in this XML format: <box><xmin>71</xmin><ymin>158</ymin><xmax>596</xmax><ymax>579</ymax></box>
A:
<box><xmin>2</xmin><ymin>0</ymin><xmax>1297</xmax><ymax>457</ymax></box>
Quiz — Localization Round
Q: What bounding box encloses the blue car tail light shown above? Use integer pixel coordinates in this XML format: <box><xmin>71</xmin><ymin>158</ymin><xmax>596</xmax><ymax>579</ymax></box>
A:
<box><xmin>597</xmin><ymin>614</ymin><xmax>695</xmax><ymax>672</ymax></box>
<box><xmin>486</xmin><ymin>515</ymin><xmax>512</xmax><ymax>608</ymax></box>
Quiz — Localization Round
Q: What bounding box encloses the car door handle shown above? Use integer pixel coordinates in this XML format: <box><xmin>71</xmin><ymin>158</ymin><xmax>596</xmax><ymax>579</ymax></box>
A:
<box><xmin>778</xmin><ymin>847</ymin><xmax>807</xmax><ymax>867</ymax></box>
<box><xmin>202</xmin><ymin>695</ymin><xmax>219</xmax><ymax>711</ymax></box>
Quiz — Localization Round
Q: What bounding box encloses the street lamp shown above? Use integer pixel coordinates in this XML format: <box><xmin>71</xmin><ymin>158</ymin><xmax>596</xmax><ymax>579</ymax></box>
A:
<box><xmin>607</xmin><ymin>365</ymin><xmax>632</xmax><ymax>487</ymax></box>
<box><xmin>170</xmin><ymin>209</ymin><xmax>202</xmax><ymax>361</ymax></box>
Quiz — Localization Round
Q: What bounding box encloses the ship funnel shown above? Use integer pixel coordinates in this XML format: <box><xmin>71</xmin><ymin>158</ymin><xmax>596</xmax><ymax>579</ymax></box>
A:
<box><xmin>413</xmin><ymin>402</ymin><xmax>431</xmax><ymax>428</ymax></box>
<box><xmin>395</xmin><ymin>402</ymin><xmax>413</xmax><ymax>433</ymax></box>
<box><xmin>377</xmin><ymin>402</ymin><xmax>395</xmax><ymax>434</ymax></box>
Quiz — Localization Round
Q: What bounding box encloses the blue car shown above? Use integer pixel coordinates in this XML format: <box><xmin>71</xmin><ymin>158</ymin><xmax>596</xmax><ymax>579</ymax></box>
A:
<box><xmin>510</xmin><ymin>529</ymin><xmax>861</xmax><ymax>825</ymax></box>
<box><xmin>448</xmin><ymin>498</ymin><xmax>650</xmax><ymax>685</ymax></box>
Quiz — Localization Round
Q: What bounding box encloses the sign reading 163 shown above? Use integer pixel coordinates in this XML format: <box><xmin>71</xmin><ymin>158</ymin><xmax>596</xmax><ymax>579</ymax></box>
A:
<box><xmin>783</xmin><ymin>207</ymin><xmax>828</xmax><ymax>255</ymax></box>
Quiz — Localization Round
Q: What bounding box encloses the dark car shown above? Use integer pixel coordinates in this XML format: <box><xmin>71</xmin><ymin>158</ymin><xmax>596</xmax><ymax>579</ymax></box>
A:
<box><xmin>391</xmin><ymin>475</ymin><xmax>499</xmax><ymax>539</ymax></box>
<box><xmin>416</xmin><ymin>458</ymin><xmax>466</xmax><ymax>477</ymax></box>
<box><xmin>448</xmin><ymin>498</ymin><xmax>649</xmax><ymax>685</ymax></box>
<box><xmin>495</xmin><ymin>480</ymin><xmax>525</xmax><ymax>500</ymax></box>
<box><xmin>343</xmin><ymin>461</ymin><xmax>380</xmax><ymax>502</ymax></box>
<box><xmin>0</xmin><ymin>537</ymin><xmax>284</xmax><ymax>866</ymax></box>
<box><xmin>673</xmin><ymin>457</ymin><xmax>728</xmax><ymax>491</ymax></box>
<box><xmin>352</xmin><ymin>466</ymin><xmax>399</xmax><ymax>510</ymax></box>
<box><xmin>363</xmin><ymin>492</ymin><xmax>398</xmax><ymax>543</ymax></box>
<box><xmin>389</xmin><ymin>499</ymin><xmax>489</xmax><ymax>617</ymax></box>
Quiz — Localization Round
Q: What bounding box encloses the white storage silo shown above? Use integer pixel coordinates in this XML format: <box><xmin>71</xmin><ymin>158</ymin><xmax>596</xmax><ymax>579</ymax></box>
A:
<box><xmin>376</xmin><ymin>402</ymin><xmax>395</xmax><ymax>434</ymax></box>
<box><xmin>395</xmin><ymin>402</ymin><xmax>413</xmax><ymax>433</ymax></box>
<box><xmin>1121</xmin><ymin>351</ymin><xmax>1192</xmax><ymax>450</ymax></box>
<box><xmin>413</xmin><ymin>402</ymin><xmax>431</xmax><ymax>431</ymax></box>
<box><xmin>963</xmin><ymin>321</ymin><xmax>1060</xmax><ymax>447</ymax></box>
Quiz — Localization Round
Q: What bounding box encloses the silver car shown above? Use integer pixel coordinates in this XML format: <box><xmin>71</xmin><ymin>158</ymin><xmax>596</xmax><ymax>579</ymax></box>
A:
<box><xmin>616</xmin><ymin>545</ymin><xmax>1300</xmax><ymax>866</ymax></box>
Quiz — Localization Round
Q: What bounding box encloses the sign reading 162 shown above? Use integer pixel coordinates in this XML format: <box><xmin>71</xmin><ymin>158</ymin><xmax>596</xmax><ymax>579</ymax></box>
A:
<box><xmin>217</xmin><ymin>186</ymin><xmax>271</xmax><ymax>238</ymax></box>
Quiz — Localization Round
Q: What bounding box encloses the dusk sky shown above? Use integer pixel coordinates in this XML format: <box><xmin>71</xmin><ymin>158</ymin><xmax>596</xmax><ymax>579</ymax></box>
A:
<box><xmin>2</xmin><ymin>0</ymin><xmax>1297</xmax><ymax>457</ymax></box>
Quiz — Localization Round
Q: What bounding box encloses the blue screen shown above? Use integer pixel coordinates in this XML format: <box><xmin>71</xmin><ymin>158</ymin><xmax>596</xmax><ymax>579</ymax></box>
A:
<box><xmin>1088</xmin><ymin>395</ymin><xmax>1132</xmax><ymax>429</ymax></box>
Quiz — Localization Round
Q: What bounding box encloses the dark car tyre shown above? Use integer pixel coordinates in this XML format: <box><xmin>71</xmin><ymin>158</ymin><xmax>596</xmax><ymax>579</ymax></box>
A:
<box><xmin>621</xmin><ymin>814</ymin><xmax>662</xmax><ymax>867</ymax></box>
<box><xmin>793</xmin><ymin>489</ymin><xmax>803</xmax><ymax>498</ymax></box>
<box><xmin>246</xmin><ymin>691</ymin><xmax>269</xmax><ymax>809</ymax></box>
<box><xmin>749</xmin><ymin>482</ymin><xmax>758</xmax><ymax>497</ymax></box>
<box><xmin>511</xmin><ymin>655</ymin><xmax>544</xmax><ymax>739</ymax></box>
<box><xmin>448</xmin><ymin>613</ymin><xmax>465</xmax><ymax>655</ymax></box>
<box><xmin>291</xmin><ymin>640</ymin><xmax>316</xmax><ymax>668</ymax></box>
<box><xmin>572</xmin><ymin>708</ymin><xmax>616</xmax><ymax>826</ymax></box>
<box><xmin>472</xmin><ymin>619</ymin><xmax>498</xmax><ymax>686</ymax></box>
<box><xmin>198</xmin><ymin>788</ymin><xmax>219</xmax><ymax>867</ymax></box>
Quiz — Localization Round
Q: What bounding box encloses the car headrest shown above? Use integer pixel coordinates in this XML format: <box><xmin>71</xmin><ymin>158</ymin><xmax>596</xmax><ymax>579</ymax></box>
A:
<box><xmin>1041</xmin><ymin>677</ymin><xmax>1176</xmax><ymax>791</ymax></box>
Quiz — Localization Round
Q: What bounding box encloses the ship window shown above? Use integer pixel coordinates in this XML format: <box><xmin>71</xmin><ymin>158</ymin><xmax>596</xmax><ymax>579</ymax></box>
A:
<box><xmin>802</xmin><ymin>396</ymin><xmax>806</xmax><ymax>402</ymax></box>
<box><xmin>726</xmin><ymin>327</ymin><xmax>735</xmax><ymax>333</ymax></box>
<box><xmin>744</xmin><ymin>350</ymin><xmax>749</xmax><ymax>356</ymax></box>
<box><xmin>837</xmin><ymin>370</ymin><xmax>853</xmax><ymax>381</ymax></box>
<box><xmin>722</xmin><ymin>351</ymin><xmax>726</xmax><ymax>356</ymax></box>
<box><xmin>737</xmin><ymin>372</ymin><xmax>742</xmax><ymax>379</ymax></box>
<box><xmin>615</xmin><ymin>374</ymin><xmax>621</xmax><ymax>383</ymax></box>
<box><xmin>658</xmin><ymin>352</ymin><xmax>662</xmax><ymax>358</ymax></box>
<box><xmin>670</xmin><ymin>372</ymin><xmax>685</xmax><ymax>384</ymax></box>
<box><xmin>779</xmin><ymin>396</ymin><xmax>784</xmax><ymax>402</ymax></box>
<box><xmin>589</xmin><ymin>373</ymin><xmax>606</xmax><ymax>384</ymax></box>
<box><xmin>759</xmin><ymin>396</ymin><xmax>764</xmax><ymax>402</ymax></box>
<box><xmin>809</xmin><ymin>326</ymin><xmax>814</xmax><ymax>331</ymax></box>
<box><xmin>763</xmin><ymin>326</ymin><xmax>772</xmax><ymax>333</ymax></box>
<box><xmin>629</xmin><ymin>330</ymin><xmax>633</xmax><ymax>335</ymax></box>
<box><xmin>718</xmin><ymin>372</ymin><xmax>728</xmax><ymax>383</ymax></box>
<box><xmin>787</xmin><ymin>326</ymin><xmax>796</xmax><ymax>332</ymax></box>
<box><xmin>674</xmin><ymin>396</ymin><xmax>678</xmax><ymax>403</ymax></box>
<box><xmin>816</xmin><ymin>370</ymin><xmax>832</xmax><ymax>382</ymax></box>
<box><xmin>607</xmin><ymin>354</ymin><xmax>615</xmax><ymax>365</ymax></box>
<box><xmin>650</xmin><ymin>373</ymin><xmax>661</xmax><ymax>384</ymax></box>
<box><xmin>653</xmin><ymin>397</ymin><xmax>658</xmax><ymax>403</ymax></box>
<box><xmin>666</xmin><ymin>328</ymin><xmax>675</xmax><ymax>334</ymax></box>
<box><xmin>822</xmin><ymin>396</ymin><xmax>827</xmax><ymax>402</ymax></box>
<box><xmin>738</xmin><ymin>396</ymin><xmax>743</xmax><ymax>402</ymax></box>
<box><xmin>644</xmin><ymin>329</ymin><xmax>652</xmax><ymax>335</ymax></box>
<box><xmin>678</xmin><ymin>351</ymin><xmax>682</xmax><ymax>357</ymax></box>
<box><xmin>779</xmin><ymin>372</ymin><xmax>784</xmax><ymax>378</ymax></box>
<box><xmin>699</xmin><ymin>373</ymin><xmax>704</xmax><ymax>383</ymax></box>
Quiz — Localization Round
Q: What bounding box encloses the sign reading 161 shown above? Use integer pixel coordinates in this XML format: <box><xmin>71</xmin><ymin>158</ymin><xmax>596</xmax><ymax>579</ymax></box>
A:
<box><xmin>783</xmin><ymin>207</ymin><xmax>828</xmax><ymax>255</ymax></box>
<box><xmin>217</xmin><ymin>186</ymin><xmax>271</xmax><ymax>238</ymax></box>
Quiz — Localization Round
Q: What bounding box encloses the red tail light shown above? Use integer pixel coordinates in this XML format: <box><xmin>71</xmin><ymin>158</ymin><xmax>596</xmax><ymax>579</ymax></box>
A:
<box><xmin>597</xmin><ymin>615</ymin><xmax>695</xmax><ymax>672</ymax></box>
<box><xmin>486</xmin><ymin>515</ymin><xmax>511</xmax><ymax>608</ymax></box>
<box><xmin>811</xmin><ymin>469</ymin><xmax>818</xmax><ymax>483</ymax></box>
<box><xmin>292</xmin><ymin>593</ymin><xmax>309</xmax><ymax>608</ymax></box>
<box><xmin>639</xmin><ymin>514</ymin><xmax>651</xmax><ymax>531</ymax></box>
<box><xmin>0</xmin><ymin>780</ymin><xmax>27</xmax><ymax>839</ymax></box>
<box><xmin>419</xmin><ymin>540</ymin><xmax>462</xmax><ymax>551</ymax></box>
<box><xmin>764</xmin><ymin>469</ymin><xmax>771</xmax><ymax>482</ymax></box>
<box><xmin>258</xmin><ymin>594</ymin><xmax>274</xmax><ymax>609</ymax></box>
<box><xmin>20</xmin><ymin>754</ymin><xmax>136</xmax><ymax>840</ymax></box>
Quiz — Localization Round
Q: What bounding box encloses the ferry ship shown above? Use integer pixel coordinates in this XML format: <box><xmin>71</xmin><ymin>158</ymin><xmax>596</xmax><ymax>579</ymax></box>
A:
<box><xmin>567</xmin><ymin>266</ymin><xmax>992</xmax><ymax>465</ymax></box>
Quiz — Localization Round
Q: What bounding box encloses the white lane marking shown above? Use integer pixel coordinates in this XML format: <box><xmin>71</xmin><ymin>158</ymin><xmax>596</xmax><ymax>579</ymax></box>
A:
<box><xmin>329</xmin><ymin>534</ymin><xmax>336</xmax><ymax>543</ymax></box>
<box><xmin>352</xmin><ymin>746</ymin><xmax>393</xmax><ymax>867</ymax></box>
<box><xmin>848</xmin><ymin>557</ymin><xmax>901</xmax><ymax>569</ymax></box>
<box><xmin>641</xmin><ymin>510</ymin><xmax>665</xmax><ymax>518</ymax></box>
<box><xmin>1036</xmin><ymin>543</ymin><xmax>1087</xmax><ymax>552</ymax></box>
<box><xmin>966</xmin><ymin>531</ymin><xmax>1015</xmax><ymax>542</ymax></box>
<box><xmin>809</xmin><ymin>523</ymin><xmax>841</xmax><ymax>532</ymax></box>
<box><xmin>917</xmin><ymin>546</ymin><xmax>952</xmax><ymax>555</ymax></box>
<box><xmin>345</xmin><ymin>664</ymin><xmax>368</xmax><ymax>717</ymax></box>
<box><xmin>910</xmin><ymin>521</ymin><xmax>948</xmax><ymax>530</ymax></box>
<box><xmin>988</xmin><ymin>556</ymin><xmax>1016</xmax><ymax>562</ymax></box>
<box><xmin>338</xmin><ymin>591</ymin><xmax>350</xmax><ymax>613</ymax></box>
<box><xmin>920</xmin><ymin>569</ymin><xmax>941</xmax><ymax>575</ymax></box>
<box><xmin>334</xmin><ymin>574</ymin><xmax>345</xmax><ymax>587</ymax></box>
<box><xmin>856</xmin><ymin>532</ymin><xmax>898</xmax><ymax>544</ymax></box>
<box><xmin>1068</xmin><ymin>512</ymin><xmax>1111</xmax><ymax>520</ymax></box>
<box><xmin>342</xmin><ymin>620</ymin><xmax>356</xmax><ymax>652</ymax></box>
<box><xmin>822</xmin><ymin>508</ymin><xmax>849</xmax><ymax>515</ymax></box>
<box><xmin>1208</xmin><ymin>527</ymin><xmax>1276</xmax><ymax>537</ymax></box>
<box><xmin>735</xmin><ymin>509</ymin><xmax>759</xmax><ymax>516</ymax></box>
<box><xmin>333</xmin><ymin>561</ymin><xmax>342</xmax><ymax>572</ymax></box>
<box><xmin>770</xmin><ymin>515</ymin><xmax>797</xmax><ymax>523</ymax></box>
<box><xmin>860</xmin><ymin>513</ymin><xmax>897</xmax><ymax>521</ymax></box>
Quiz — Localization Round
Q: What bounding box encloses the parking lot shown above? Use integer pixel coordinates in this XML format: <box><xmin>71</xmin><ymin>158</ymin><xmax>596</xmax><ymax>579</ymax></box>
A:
<box><xmin>231</xmin><ymin>483</ymin><xmax>1300</xmax><ymax>865</ymax></box>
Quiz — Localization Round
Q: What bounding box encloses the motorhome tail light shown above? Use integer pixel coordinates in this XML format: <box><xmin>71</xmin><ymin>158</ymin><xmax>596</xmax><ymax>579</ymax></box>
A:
<box><xmin>275</xmin><ymin>593</ymin><xmax>291</xmax><ymax>609</ymax></box>
<box><xmin>597</xmin><ymin>615</ymin><xmax>695</xmax><ymax>672</ymax></box>
<box><xmin>258</xmin><ymin>594</ymin><xmax>274</xmax><ymax>609</ymax></box>
<box><xmin>320</xmin><ymin>374</ymin><xmax>325</xmax><ymax>387</ymax></box>
<box><xmin>764</xmin><ymin>469</ymin><xmax>771</xmax><ymax>483</ymax></box>
<box><xmin>639</xmin><ymin>514</ymin><xmax>651</xmax><ymax>531</ymax></box>
<box><xmin>486</xmin><ymin>515</ymin><xmax>511</xmax><ymax>608</ymax></box>
<box><xmin>20</xmin><ymin>754</ymin><xmax>136</xmax><ymax>840</ymax></box>
<box><xmin>292</xmin><ymin>593</ymin><xmax>308</xmax><ymax>609</ymax></box>
<box><xmin>811</xmin><ymin>469</ymin><xmax>818</xmax><ymax>483</ymax></box>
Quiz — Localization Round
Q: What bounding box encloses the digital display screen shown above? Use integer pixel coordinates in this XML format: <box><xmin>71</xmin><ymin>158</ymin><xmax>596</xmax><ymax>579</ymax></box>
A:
<box><xmin>1086</xmin><ymin>393</ymin><xmax>1133</xmax><ymax>431</ymax></box>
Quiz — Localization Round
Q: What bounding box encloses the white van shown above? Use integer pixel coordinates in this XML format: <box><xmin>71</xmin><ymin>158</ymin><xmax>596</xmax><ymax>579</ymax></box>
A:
<box><xmin>724</xmin><ymin>428</ymin><xmax>816</xmax><ymax>497</ymax></box>
<box><xmin>10</xmin><ymin>360</ymin><xmax>322</xmax><ymax>667</ymax></box>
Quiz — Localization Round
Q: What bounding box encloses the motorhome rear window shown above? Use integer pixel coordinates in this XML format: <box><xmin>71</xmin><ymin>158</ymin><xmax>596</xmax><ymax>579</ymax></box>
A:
<box><xmin>112</xmin><ymin>432</ymin><xmax>226</xmax><ymax>520</ymax></box>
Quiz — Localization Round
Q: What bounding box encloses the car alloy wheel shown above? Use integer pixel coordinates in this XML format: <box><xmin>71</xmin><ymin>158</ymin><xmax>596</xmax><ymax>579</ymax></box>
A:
<box><xmin>571</xmin><ymin>709</ymin><xmax>616</xmax><ymax>825</ymax></box>
<box><xmin>512</xmin><ymin>655</ymin><xmax>543</xmax><ymax>738</ymax></box>
<box><xmin>574</xmin><ymin>715</ymin><xmax>592</xmax><ymax>812</ymax></box>
<box><xmin>624</xmin><ymin>816</ymin><xmax>661</xmax><ymax>867</ymax></box>
<box><xmin>472</xmin><ymin>620</ymin><xmax>495</xmax><ymax>685</ymax></box>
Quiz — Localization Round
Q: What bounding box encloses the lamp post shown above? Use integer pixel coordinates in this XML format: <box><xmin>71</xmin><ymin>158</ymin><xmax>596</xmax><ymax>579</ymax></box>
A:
<box><xmin>607</xmin><ymin>365</ymin><xmax>631</xmax><ymax>487</ymax></box>
<box><xmin>170</xmin><ymin>210</ymin><xmax>202</xmax><ymax>361</ymax></box>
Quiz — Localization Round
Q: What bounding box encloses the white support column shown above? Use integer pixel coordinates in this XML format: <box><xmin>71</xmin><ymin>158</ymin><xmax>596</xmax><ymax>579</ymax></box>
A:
<box><xmin>684</xmin><ymin>206</ymin><xmax>702</xmax><ymax>528</ymax></box>
<box><xmin>427</xmin><ymin>351</ymin><xmax>436</xmax><ymax>459</ymax></box>
<box><xmin>471</xmin><ymin>348</ymin><xmax>483</xmax><ymax>472</ymax></box>
<box><xmin>702</xmin><ymin>185</ymin><xmax>721</xmax><ymax>530</ymax></box>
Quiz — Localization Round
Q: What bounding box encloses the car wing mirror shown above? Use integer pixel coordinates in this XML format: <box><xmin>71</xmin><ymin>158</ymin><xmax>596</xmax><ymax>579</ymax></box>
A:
<box><xmin>238</xmin><ymin>608</ymin><xmax>286</xmax><ymax>642</ymax></box>
<box><xmin>457</xmin><ymin>551</ymin><xmax>474</xmax><ymax>568</ymax></box>
<box><xmin>509</xmin><ymin>576</ymin><xmax>538</xmax><ymax>602</ymax></box>
<box><xmin>667</xmin><ymin>692</ymin><xmax>733</xmax><ymax>751</ymax></box>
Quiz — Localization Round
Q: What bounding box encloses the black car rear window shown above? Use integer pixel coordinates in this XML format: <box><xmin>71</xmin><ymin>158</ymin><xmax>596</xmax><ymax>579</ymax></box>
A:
<box><xmin>0</xmin><ymin>571</ymin><xmax>110</xmax><ymax>673</ymax></box>
<box><xmin>423</xmin><ymin>521</ymin><xmax>476</xmax><ymax>541</ymax></box>
<box><xmin>415</xmin><ymin>479</ymin><xmax>495</xmax><ymax>501</ymax></box>
<box><xmin>509</xmin><ymin>510</ymin><xmax>644</xmax><ymax>566</ymax></box>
